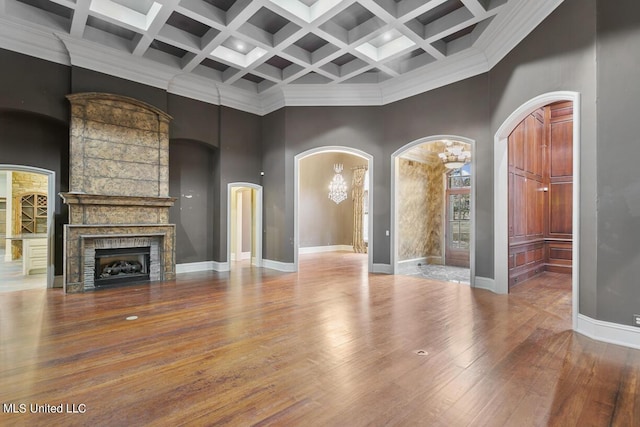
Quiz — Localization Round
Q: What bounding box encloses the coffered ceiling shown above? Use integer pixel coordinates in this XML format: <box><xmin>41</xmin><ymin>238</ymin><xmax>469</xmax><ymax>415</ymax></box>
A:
<box><xmin>0</xmin><ymin>0</ymin><xmax>563</xmax><ymax>114</ymax></box>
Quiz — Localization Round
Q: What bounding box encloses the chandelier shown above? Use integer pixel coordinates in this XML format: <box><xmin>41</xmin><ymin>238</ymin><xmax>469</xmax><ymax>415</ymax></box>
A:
<box><xmin>438</xmin><ymin>141</ymin><xmax>471</xmax><ymax>169</ymax></box>
<box><xmin>328</xmin><ymin>163</ymin><xmax>348</xmax><ymax>204</ymax></box>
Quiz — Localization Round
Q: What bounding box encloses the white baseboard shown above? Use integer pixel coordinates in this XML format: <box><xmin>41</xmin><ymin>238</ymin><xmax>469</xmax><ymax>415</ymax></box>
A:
<box><xmin>263</xmin><ymin>259</ymin><xmax>296</xmax><ymax>272</ymax></box>
<box><xmin>176</xmin><ymin>261</ymin><xmax>229</xmax><ymax>274</ymax></box>
<box><xmin>372</xmin><ymin>263</ymin><xmax>392</xmax><ymax>274</ymax></box>
<box><xmin>577</xmin><ymin>314</ymin><xmax>640</xmax><ymax>350</ymax></box>
<box><xmin>473</xmin><ymin>276</ymin><xmax>496</xmax><ymax>292</ymax></box>
<box><xmin>397</xmin><ymin>257</ymin><xmax>427</xmax><ymax>274</ymax></box>
<box><xmin>299</xmin><ymin>245</ymin><xmax>353</xmax><ymax>254</ymax></box>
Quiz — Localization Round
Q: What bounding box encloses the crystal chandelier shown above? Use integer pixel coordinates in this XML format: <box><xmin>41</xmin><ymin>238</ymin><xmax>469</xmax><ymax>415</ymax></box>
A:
<box><xmin>328</xmin><ymin>163</ymin><xmax>348</xmax><ymax>204</ymax></box>
<box><xmin>438</xmin><ymin>141</ymin><xmax>471</xmax><ymax>169</ymax></box>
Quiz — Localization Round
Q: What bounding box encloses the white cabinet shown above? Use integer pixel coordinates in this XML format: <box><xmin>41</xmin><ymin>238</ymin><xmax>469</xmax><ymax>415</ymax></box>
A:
<box><xmin>22</xmin><ymin>238</ymin><xmax>47</xmax><ymax>275</ymax></box>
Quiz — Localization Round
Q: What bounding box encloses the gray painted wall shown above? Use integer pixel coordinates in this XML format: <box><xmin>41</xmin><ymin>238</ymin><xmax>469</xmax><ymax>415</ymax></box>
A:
<box><xmin>217</xmin><ymin>106</ymin><xmax>262</xmax><ymax>262</ymax></box>
<box><xmin>595</xmin><ymin>0</ymin><xmax>640</xmax><ymax>325</ymax></box>
<box><xmin>382</xmin><ymin>75</ymin><xmax>491</xmax><ymax>275</ymax></box>
<box><xmin>261</xmin><ymin>108</ymin><xmax>288</xmax><ymax>262</ymax></box>
<box><xmin>169</xmin><ymin>140</ymin><xmax>216</xmax><ymax>264</ymax></box>
<box><xmin>488</xmin><ymin>0</ymin><xmax>597</xmax><ymax>316</ymax></box>
<box><xmin>2</xmin><ymin>0</ymin><xmax>640</xmax><ymax>331</ymax></box>
<box><xmin>0</xmin><ymin>111</ymin><xmax>69</xmax><ymax>274</ymax></box>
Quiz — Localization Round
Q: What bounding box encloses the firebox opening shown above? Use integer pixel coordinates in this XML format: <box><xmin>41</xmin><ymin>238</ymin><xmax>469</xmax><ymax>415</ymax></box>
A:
<box><xmin>95</xmin><ymin>246</ymin><xmax>151</xmax><ymax>287</ymax></box>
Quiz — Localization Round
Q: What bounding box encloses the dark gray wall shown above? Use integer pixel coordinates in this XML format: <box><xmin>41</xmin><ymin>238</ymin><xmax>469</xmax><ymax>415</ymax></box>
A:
<box><xmin>595</xmin><ymin>0</ymin><xmax>640</xmax><ymax>325</ymax></box>
<box><xmin>217</xmin><ymin>106</ymin><xmax>262</xmax><ymax>262</ymax></box>
<box><xmin>169</xmin><ymin>139</ymin><xmax>217</xmax><ymax>264</ymax></box>
<box><xmin>261</xmin><ymin>108</ymin><xmax>287</xmax><ymax>262</ymax></box>
<box><xmin>168</xmin><ymin>94</ymin><xmax>219</xmax><ymax>147</ymax></box>
<box><xmin>71</xmin><ymin>67</ymin><xmax>167</xmax><ymax>112</ymax></box>
<box><xmin>382</xmin><ymin>74</ymin><xmax>491</xmax><ymax>275</ymax></box>
<box><xmin>488</xmin><ymin>0</ymin><xmax>598</xmax><ymax>315</ymax></box>
<box><xmin>280</xmin><ymin>106</ymin><xmax>384</xmax><ymax>263</ymax></box>
<box><xmin>0</xmin><ymin>50</ymin><xmax>70</xmax><ymax>122</ymax></box>
<box><xmin>0</xmin><ymin>111</ymin><xmax>69</xmax><ymax>274</ymax></box>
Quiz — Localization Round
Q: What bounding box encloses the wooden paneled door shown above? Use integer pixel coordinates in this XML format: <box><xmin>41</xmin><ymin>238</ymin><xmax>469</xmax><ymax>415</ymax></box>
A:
<box><xmin>445</xmin><ymin>165</ymin><xmax>470</xmax><ymax>268</ymax></box>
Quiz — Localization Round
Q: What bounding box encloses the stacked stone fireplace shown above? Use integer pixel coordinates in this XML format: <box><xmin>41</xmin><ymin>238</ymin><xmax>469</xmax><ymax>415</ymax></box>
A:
<box><xmin>60</xmin><ymin>93</ymin><xmax>176</xmax><ymax>293</ymax></box>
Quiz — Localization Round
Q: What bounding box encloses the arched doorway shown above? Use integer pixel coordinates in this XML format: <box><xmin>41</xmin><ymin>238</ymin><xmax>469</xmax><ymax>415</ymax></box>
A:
<box><xmin>391</xmin><ymin>136</ymin><xmax>476</xmax><ymax>286</ymax></box>
<box><xmin>294</xmin><ymin>146</ymin><xmax>373</xmax><ymax>273</ymax></box>
<box><xmin>494</xmin><ymin>91</ymin><xmax>580</xmax><ymax>329</ymax></box>
<box><xmin>0</xmin><ymin>165</ymin><xmax>55</xmax><ymax>290</ymax></box>
<box><xmin>227</xmin><ymin>182</ymin><xmax>263</xmax><ymax>270</ymax></box>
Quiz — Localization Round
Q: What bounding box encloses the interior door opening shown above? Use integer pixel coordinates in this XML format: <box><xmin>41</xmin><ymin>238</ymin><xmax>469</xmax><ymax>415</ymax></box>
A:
<box><xmin>228</xmin><ymin>184</ymin><xmax>262</xmax><ymax>271</ymax></box>
<box><xmin>0</xmin><ymin>167</ymin><xmax>53</xmax><ymax>292</ymax></box>
<box><xmin>507</xmin><ymin>101</ymin><xmax>574</xmax><ymax>288</ymax></box>
<box><xmin>392</xmin><ymin>137</ymin><xmax>475</xmax><ymax>285</ymax></box>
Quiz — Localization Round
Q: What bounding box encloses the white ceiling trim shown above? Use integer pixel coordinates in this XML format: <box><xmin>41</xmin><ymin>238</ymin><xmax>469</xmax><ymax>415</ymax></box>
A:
<box><xmin>0</xmin><ymin>1</ymin><xmax>565</xmax><ymax>116</ymax></box>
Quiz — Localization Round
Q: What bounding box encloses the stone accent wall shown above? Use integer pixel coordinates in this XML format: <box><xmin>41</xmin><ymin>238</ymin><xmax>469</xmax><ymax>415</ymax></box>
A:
<box><xmin>67</xmin><ymin>93</ymin><xmax>170</xmax><ymax>197</ymax></box>
<box><xmin>61</xmin><ymin>93</ymin><xmax>176</xmax><ymax>293</ymax></box>
<box><xmin>11</xmin><ymin>171</ymin><xmax>48</xmax><ymax>259</ymax></box>
<box><xmin>398</xmin><ymin>158</ymin><xmax>445</xmax><ymax>263</ymax></box>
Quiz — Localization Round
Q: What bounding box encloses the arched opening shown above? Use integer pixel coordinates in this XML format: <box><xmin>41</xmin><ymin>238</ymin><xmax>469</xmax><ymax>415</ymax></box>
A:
<box><xmin>294</xmin><ymin>146</ymin><xmax>373</xmax><ymax>273</ymax></box>
<box><xmin>391</xmin><ymin>136</ymin><xmax>476</xmax><ymax>285</ymax></box>
<box><xmin>0</xmin><ymin>165</ymin><xmax>55</xmax><ymax>291</ymax></box>
<box><xmin>494</xmin><ymin>91</ymin><xmax>580</xmax><ymax>330</ymax></box>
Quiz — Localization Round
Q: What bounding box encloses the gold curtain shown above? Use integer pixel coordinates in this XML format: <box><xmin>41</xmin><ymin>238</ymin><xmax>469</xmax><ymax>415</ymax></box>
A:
<box><xmin>352</xmin><ymin>166</ymin><xmax>368</xmax><ymax>253</ymax></box>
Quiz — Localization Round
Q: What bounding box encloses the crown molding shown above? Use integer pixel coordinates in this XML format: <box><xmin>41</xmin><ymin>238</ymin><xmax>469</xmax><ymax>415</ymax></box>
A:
<box><xmin>259</xmin><ymin>90</ymin><xmax>286</xmax><ymax>115</ymax></box>
<box><xmin>167</xmin><ymin>73</ymin><xmax>221</xmax><ymax>106</ymax></box>
<box><xmin>0</xmin><ymin>1</ymin><xmax>565</xmax><ymax>116</ymax></box>
<box><xmin>380</xmin><ymin>48</ymin><xmax>490</xmax><ymax>105</ymax></box>
<box><xmin>279</xmin><ymin>84</ymin><xmax>384</xmax><ymax>108</ymax></box>
<box><xmin>0</xmin><ymin>16</ymin><xmax>69</xmax><ymax>65</ymax></box>
<box><xmin>218</xmin><ymin>85</ymin><xmax>263</xmax><ymax>116</ymax></box>
<box><xmin>57</xmin><ymin>33</ymin><xmax>175</xmax><ymax>91</ymax></box>
<box><xmin>479</xmin><ymin>0</ymin><xmax>564</xmax><ymax>68</ymax></box>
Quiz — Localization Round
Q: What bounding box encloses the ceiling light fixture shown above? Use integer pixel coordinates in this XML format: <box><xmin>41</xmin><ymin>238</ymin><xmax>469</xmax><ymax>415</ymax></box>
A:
<box><xmin>438</xmin><ymin>141</ymin><xmax>471</xmax><ymax>169</ymax></box>
<box><xmin>328</xmin><ymin>163</ymin><xmax>348</xmax><ymax>204</ymax></box>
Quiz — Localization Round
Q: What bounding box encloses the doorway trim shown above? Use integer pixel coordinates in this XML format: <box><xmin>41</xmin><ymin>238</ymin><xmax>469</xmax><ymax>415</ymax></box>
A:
<box><xmin>226</xmin><ymin>182</ymin><xmax>263</xmax><ymax>271</ymax></box>
<box><xmin>0</xmin><ymin>164</ymin><xmax>56</xmax><ymax>288</ymax></box>
<box><xmin>494</xmin><ymin>91</ymin><xmax>580</xmax><ymax>330</ymax></box>
<box><xmin>391</xmin><ymin>136</ymin><xmax>476</xmax><ymax>286</ymax></box>
<box><xmin>294</xmin><ymin>146</ymin><xmax>373</xmax><ymax>273</ymax></box>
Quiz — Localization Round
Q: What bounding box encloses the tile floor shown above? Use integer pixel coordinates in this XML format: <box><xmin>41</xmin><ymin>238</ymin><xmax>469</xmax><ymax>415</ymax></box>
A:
<box><xmin>0</xmin><ymin>247</ymin><xmax>46</xmax><ymax>292</ymax></box>
<box><xmin>405</xmin><ymin>262</ymin><xmax>471</xmax><ymax>285</ymax></box>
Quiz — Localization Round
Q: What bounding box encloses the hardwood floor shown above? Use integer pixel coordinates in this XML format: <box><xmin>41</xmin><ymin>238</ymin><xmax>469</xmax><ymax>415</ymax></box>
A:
<box><xmin>1</xmin><ymin>252</ymin><xmax>639</xmax><ymax>426</ymax></box>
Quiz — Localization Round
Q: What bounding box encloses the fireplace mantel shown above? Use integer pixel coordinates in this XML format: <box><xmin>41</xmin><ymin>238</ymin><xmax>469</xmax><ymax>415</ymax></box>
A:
<box><xmin>61</xmin><ymin>92</ymin><xmax>176</xmax><ymax>293</ymax></box>
<box><xmin>60</xmin><ymin>193</ymin><xmax>176</xmax><ymax>207</ymax></box>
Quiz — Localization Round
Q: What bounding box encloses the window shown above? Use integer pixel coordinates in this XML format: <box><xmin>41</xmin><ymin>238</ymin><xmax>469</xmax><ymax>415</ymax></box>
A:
<box><xmin>447</xmin><ymin>164</ymin><xmax>470</xmax><ymax>251</ymax></box>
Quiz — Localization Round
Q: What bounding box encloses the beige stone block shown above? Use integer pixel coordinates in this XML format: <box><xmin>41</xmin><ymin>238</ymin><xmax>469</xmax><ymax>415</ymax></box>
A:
<box><xmin>66</xmin><ymin>258</ymin><xmax>81</xmax><ymax>283</ymax></box>
<box><xmin>84</xmin><ymin>120</ymin><xmax>160</xmax><ymax>148</ymax></box>
<box><xmin>159</xmin><ymin>147</ymin><xmax>168</xmax><ymax>166</ymax></box>
<box><xmin>84</xmin><ymin>158</ymin><xmax>159</xmax><ymax>181</ymax></box>
<box><xmin>65</xmin><ymin>282</ymin><xmax>84</xmax><ymax>293</ymax></box>
<box><xmin>159</xmin><ymin>121</ymin><xmax>169</xmax><ymax>135</ymax></box>
<box><xmin>84</xmin><ymin>177</ymin><xmax>159</xmax><ymax>197</ymax></box>
<box><xmin>70</xmin><ymin>103</ymin><xmax>84</xmax><ymax>116</ymax></box>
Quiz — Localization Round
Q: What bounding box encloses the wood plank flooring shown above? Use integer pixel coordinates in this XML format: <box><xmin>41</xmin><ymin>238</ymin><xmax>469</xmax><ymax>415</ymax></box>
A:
<box><xmin>1</xmin><ymin>252</ymin><xmax>639</xmax><ymax>426</ymax></box>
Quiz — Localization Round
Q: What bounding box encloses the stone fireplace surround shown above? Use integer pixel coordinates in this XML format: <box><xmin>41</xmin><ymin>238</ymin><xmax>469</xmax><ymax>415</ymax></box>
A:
<box><xmin>60</xmin><ymin>93</ymin><xmax>176</xmax><ymax>293</ymax></box>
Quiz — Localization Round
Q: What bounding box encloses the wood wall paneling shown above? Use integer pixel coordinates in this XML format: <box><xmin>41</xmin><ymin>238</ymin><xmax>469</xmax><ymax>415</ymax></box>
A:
<box><xmin>508</xmin><ymin>102</ymin><xmax>573</xmax><ymax>287</ymax></box>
